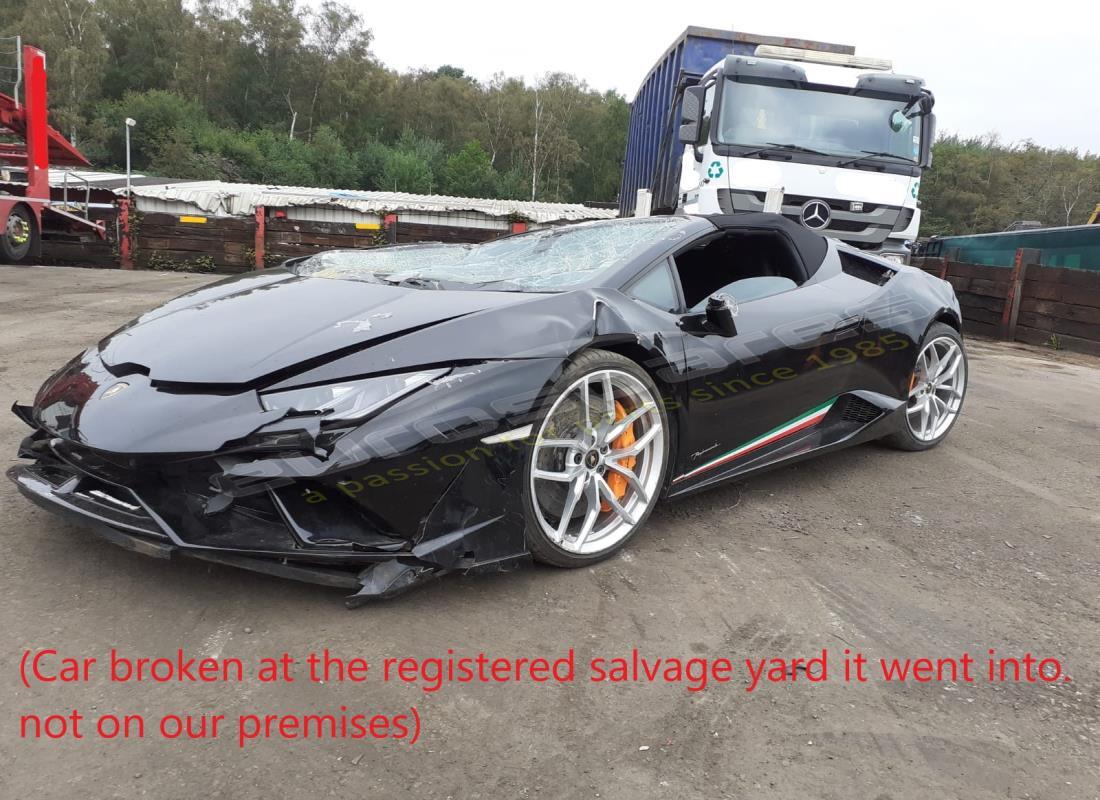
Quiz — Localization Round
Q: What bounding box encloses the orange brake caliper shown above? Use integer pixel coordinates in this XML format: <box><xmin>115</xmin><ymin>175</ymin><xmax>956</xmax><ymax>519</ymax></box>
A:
<box><xmin>601</xmin><ymin>400</ymin><xmax>637</xmax><ymax>512</ymax></box>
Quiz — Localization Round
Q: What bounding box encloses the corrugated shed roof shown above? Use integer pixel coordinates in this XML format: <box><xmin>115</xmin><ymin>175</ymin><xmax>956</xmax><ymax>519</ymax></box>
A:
<box><xmin>49</xmin><ymin>168</ymin><xmax>147</xmax><ymax>184</ymax></box>
<box><xmin>0</xmin><ymin>168</ymin><xmax>198</xmax><ymax>192</ymax></box>
<box><xmin>119</xmin><ymin>179</ymin><xmax>619</xmax><ymax>224</ymax></box>
<box><xmin>46</xmin><ymin>168</ymin><xmax>199</xmax><ymax>190</ymax></box>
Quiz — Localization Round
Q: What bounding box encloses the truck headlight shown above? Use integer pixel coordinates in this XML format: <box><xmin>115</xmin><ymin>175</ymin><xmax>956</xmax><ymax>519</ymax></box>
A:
<box><xmin>260</xmin><ymin>369</ymin><xmax>448</xmax><ymax>421</ymax></box>
<box><xmin>881</xmin><ymin>253</ymin><xmax>906</xmax><ymax>265</ymax></box>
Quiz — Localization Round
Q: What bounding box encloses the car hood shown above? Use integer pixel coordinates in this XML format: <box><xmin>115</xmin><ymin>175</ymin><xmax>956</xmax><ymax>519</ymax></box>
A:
<box><xmin>27</xmin><ymin>271</ymin><xmax>680</xmax><ymax>454</ymax></box>
<box><xmin>97</xmin><ymin>270</ymin><xmax>539</xmax><ymax>385</ymax></box>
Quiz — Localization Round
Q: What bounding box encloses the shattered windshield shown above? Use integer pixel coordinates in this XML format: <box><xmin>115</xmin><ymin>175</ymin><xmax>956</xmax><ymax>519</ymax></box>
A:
<box><xmin>291</xmin><ymin>216</ymin><xmax>694</xmax><ymax>291</ymax></box>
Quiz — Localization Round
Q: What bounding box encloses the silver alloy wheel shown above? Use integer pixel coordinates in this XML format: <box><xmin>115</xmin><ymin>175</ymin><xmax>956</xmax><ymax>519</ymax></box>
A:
<box><xmin>530</xmin><ymin>368</ymin><xmax>664</xmax><ymax>555</ymax></box>
<box><xmin>906</xmin><ymin>335</ymin><xmax>966</xmax><ymax>442</ymax></box>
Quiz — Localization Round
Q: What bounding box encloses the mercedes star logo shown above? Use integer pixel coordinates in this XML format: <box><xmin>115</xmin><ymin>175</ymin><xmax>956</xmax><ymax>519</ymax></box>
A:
<box><xmin>800</xmin><ymin>199</ymin><xmax>831</xmax><ymax>230</ymax></box>
<box><xmin>102</xmin><ymin>381</ymin><xmax>130</xmax><ymax>399</ymax></box>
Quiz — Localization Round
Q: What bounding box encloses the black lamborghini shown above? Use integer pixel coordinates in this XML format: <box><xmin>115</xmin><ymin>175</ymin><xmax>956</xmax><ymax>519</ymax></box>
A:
<box><xmin>8</xmin><ymin>213</ymin><xmax>967</xmax><ymax>604</ymax></box>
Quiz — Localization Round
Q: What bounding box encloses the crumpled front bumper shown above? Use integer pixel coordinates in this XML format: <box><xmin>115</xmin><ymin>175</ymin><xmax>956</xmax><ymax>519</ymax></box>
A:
<box><xmin>7</xmin><ymin>460</ymin><xmax>520</xmax><ymax>603</ymax></box>
<box><xmin>9</xmin><ymin>350</ymin><xmax>565</xmax><ymax>604</ymax></box>
<box><xmin>8</xmin><ymin>389</ymin><xmax>537</xmax><ymax>606</ymax></box>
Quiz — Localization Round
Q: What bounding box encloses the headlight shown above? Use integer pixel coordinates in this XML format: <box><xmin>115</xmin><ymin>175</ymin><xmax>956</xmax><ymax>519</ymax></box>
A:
<box><xmin>881</xmin><ymin>253</ymin><xmax>906</xmax><ymax>265</ymax></box>
<box><xmin>260</xmin><ymin>369</ymin><xmax>448</xmax><ymax>421</ymax></box>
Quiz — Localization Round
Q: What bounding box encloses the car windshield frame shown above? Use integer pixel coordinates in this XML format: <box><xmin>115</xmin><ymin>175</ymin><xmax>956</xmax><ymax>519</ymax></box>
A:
<box><xmin>716</xmin><ymin>78</ymin><xmax>921</xmax><ymax>163</ymax></box>
<box><xmin>289</xmin><ymin>216</ymin><xmax>698</xmax><ymax>292</ymax></box>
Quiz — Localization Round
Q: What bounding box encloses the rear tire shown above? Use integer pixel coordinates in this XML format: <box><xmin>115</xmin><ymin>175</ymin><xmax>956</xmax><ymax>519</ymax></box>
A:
<box><xmin>883</xmin><ymin>322</ymin><xmax>967</xmax><ymax>451</ymax></box>
<box><xmin>523</xmin><ymin>350</ymin><xmax>669</xmax><ymax>568</ymax></box>
<box><xmin>1</xmin><ymin>205</ymin><xmax>38</xmax><ymax>264</ymax></box>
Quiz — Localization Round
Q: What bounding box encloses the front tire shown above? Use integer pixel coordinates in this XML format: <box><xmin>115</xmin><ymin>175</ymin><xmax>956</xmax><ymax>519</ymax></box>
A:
<box><xmin>1</xmin><ymin>205</ymin><xmax>38</xmax><ymax>264</ymax></box>
<box><xmin>883</xmin><ymin>322</ymin><xmax>967</xmax><ymax>451</ymax></box>
<box><xmin>523</xmin><ymin>350</ymin><xmax>669</xmax><ymax>567</ymax></box>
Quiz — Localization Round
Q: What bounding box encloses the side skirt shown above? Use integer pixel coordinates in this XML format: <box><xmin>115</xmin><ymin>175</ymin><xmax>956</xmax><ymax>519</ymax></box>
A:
<box><xmin>667</xmin><ymin>392</ymin><xmax>905</xmax><ymax>498</ymax></box>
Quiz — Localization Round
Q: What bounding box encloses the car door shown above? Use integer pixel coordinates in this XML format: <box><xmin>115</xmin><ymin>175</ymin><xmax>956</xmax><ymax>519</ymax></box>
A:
<box><xmin>670</xmin><ymin>258</ymin><xmax>867</xmax><ymax>492</ymax></box>
<box><xmin>664</xmin><ymin>211</ymin><xmax>897</xmax><ymax>495</ymax></box>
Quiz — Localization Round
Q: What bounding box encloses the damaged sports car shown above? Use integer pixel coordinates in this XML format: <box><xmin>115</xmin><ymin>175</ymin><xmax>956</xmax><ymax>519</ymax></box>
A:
<box><xmin>9</xmin><ymin>213</ymin><xmax>967</xmax><ymax>604</ymax></box>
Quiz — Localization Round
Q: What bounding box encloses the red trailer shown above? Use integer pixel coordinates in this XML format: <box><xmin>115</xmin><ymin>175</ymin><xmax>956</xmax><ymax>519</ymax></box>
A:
<box><xmin>1</xmin><ymin>38</ymin><xmax>105</xmax><ymax>264</ymax></box>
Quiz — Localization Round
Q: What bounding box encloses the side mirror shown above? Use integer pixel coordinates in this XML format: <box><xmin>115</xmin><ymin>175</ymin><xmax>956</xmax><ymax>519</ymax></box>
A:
<box><xmin>678</xmin><ymin>85</ymin><xmax>706</xmax><ymax>144</ymax></box>
<box><xmin>920</xmin><ymin>113</ymin><xmax>936</xmax><ymax>169</ymax></box>
<box><xmin>903</xmin><ymin>92</ymin><xmax>934</xmax><ymax>120</ymax></box>
<box><xmin>705</xmin><ymin>293</ymin><xmax>739</xmax><ymax>337</ymax></box>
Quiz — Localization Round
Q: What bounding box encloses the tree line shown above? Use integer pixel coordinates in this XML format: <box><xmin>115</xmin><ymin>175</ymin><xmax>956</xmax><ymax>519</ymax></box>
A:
<box><xmin>2</xmin><ymin>0</ymin><xmax>1097</xmax><ymax>230</ymax></box>
<box><xmin>921</xmin><ymin>134</ymin><xmax>1100</xmax><ymax>236</ymax></box>
<box><xmin>2</xmin><ymin>0</ymin><xmax>627</xmax><ymax>203</ymax></box>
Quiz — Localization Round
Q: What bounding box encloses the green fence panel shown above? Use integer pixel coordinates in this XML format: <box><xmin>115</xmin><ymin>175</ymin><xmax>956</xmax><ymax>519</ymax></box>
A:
<box><xmin>925</xmin><ymin>225</ymin><xmax>1100</xmax><ymax>271</ymax></box>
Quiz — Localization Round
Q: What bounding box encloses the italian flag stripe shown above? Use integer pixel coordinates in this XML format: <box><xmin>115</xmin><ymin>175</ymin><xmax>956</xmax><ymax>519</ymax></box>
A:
<box><xmin>673</xmin><ymin>398</ymin><xmax>837</xmax><ymax>484</ymax></box>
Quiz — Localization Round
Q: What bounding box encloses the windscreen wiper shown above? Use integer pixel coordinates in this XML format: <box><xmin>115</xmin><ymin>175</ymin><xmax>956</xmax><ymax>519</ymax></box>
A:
<box><xmin>379</xmin><ymin>274</ymin><xmax>443</xmax><ymax>290</ymax></box>
<box><xmin>472</xmin><ymin>278</ymin><xmax>526</xmax><ymax>291</ymax></box>
<box><xmin>735</xmin><ymin>142</ymin><xmax>831</xmax><ymax>159</ymax></box>
<box><xmin>837</xmin><ymin>150</ymin><xmax>918</xmax><ymax>168</ymax></box>
<box><xmin>735</xmin><ymin>145</ymin><xmax>793</xmax><ymax>160</ymax></box>
<box><xmin>765</xmin><ymin>142</ymin><xmax>831</xmax><ymax>157</ymax></box>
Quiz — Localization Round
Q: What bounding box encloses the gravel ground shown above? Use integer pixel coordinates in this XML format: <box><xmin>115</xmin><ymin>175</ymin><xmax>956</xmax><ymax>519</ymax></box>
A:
<box><xmin>1</xmin><ymin>264</ymin><xmax>1098</xmax><ymax>799</ymax></box>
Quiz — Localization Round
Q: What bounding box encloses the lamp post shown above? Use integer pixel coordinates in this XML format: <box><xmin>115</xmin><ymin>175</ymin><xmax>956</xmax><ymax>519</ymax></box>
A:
<box><xmin>124</xmin><ymin>117</ymin><xmax>136</xmax><ymax>198</ymax></box>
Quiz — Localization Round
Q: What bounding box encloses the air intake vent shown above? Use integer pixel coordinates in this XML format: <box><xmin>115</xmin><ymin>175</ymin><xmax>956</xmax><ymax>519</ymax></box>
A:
<box><xmin>838</xmin><ymin>395</ymin><xmax>883</xmax><ymax>425</ymax></box>
<box><xmin>839</xmin><ymin>251</ymin><xmax>896</xmax><ymax>285</ymax></box>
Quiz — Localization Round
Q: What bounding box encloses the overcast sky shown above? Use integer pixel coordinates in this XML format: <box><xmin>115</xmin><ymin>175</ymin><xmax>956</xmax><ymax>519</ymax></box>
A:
<box><xmin>351</xmin><ymin>0</ymin><xmax>1097</xmax><ymax>153</ymax></box>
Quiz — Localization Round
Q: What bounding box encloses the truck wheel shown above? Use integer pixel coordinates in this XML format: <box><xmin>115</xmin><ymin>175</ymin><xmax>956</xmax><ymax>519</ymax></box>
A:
<box><xmin>2</xmin><ymin>206</ymin><xmax>38</xmax><ymax>264</ymax></box>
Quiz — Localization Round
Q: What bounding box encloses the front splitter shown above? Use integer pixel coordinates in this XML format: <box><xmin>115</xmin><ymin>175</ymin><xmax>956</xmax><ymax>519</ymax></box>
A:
<box><xmin>7</xmin><ymin>464</ymin><xmax>455</xmax><ymax>605</ymax></box>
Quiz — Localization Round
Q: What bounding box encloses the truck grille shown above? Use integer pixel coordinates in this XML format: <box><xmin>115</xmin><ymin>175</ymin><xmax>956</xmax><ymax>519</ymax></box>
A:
<box><xmin>718</xmin><ymin>189</ymin><xmax>904</xmax><ymax>246</ymax></box>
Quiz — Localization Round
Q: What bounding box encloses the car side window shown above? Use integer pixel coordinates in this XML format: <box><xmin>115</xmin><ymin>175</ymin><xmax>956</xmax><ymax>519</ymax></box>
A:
<box><xmin>627</xmin><ymin>260</ymin><xmax>679</xmax><ymax>313</ymax></box>
<box><xmin>672</xmin><ymin>230</ymin><xmax>806</xmax><ymax>309</ymax></box>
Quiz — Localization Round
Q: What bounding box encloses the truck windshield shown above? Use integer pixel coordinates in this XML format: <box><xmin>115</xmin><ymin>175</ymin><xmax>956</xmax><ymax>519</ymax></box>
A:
<box><xmin>717</xmin><ymin>79</ymin><xmax>919</xmax><ymax>163</ymax></box>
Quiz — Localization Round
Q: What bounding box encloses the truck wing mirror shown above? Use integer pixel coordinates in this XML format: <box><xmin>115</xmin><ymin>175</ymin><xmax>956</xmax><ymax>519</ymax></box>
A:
<box><xmin>920</xmin><ymin>113</ymin><xmax>936</xmax><ymax>169</ymax></box>
<box><xmin>903</xmin><ymin>91</ymin><xmax>935</xmax><ymax>120</ymax></box>
<box><xmin>678</xmin><ymin>85</ymin><xmax>706</xmax><ymax>144</ymax></box>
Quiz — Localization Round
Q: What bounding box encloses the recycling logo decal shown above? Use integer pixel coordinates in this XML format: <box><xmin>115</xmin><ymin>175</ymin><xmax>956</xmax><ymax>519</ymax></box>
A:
<box><xmin>707</xmin><ymin>160</ymin><xmax>724</xmax><ymax>179</ymax></box>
